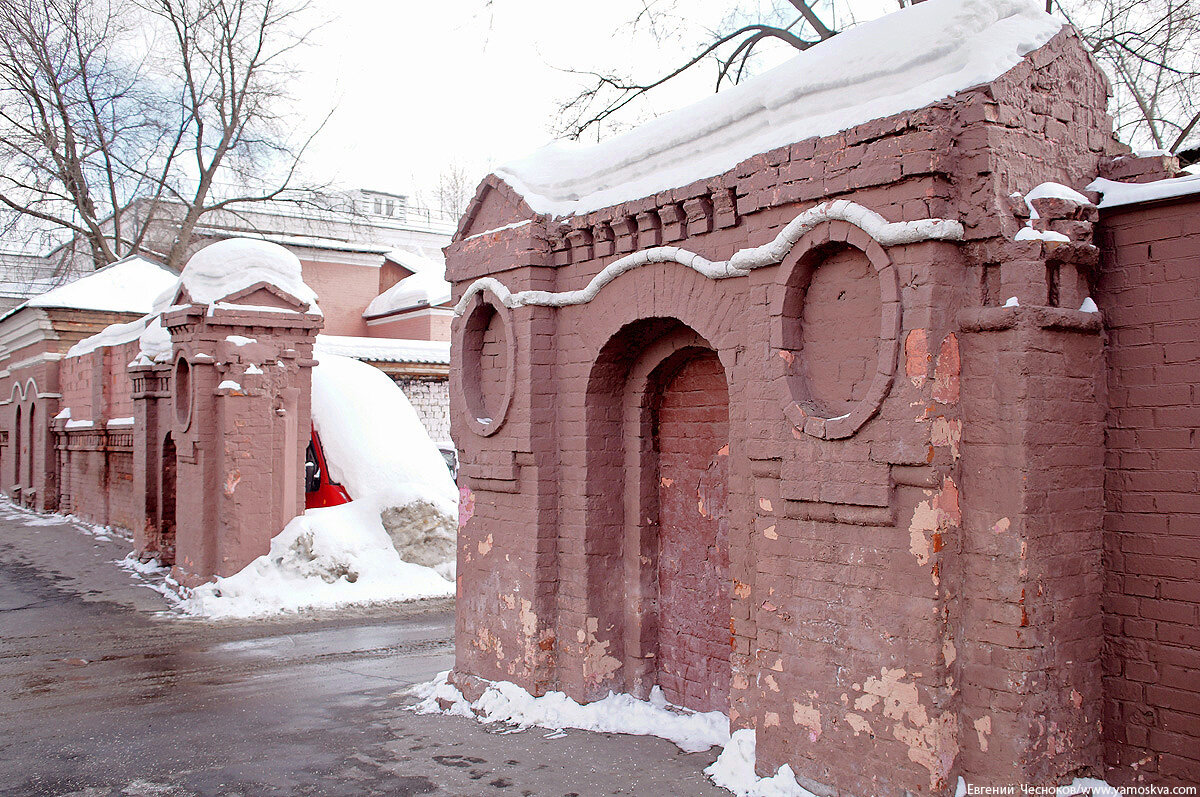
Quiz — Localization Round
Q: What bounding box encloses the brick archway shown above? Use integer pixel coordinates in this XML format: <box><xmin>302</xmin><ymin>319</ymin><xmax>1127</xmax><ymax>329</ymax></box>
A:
<box><xmin>583</xmin><ymin>318</ymin><xmax>732</xmax><ymax>711</ymax></box>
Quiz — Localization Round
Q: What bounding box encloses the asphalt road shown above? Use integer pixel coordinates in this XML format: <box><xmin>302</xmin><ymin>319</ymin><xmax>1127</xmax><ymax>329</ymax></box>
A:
<box><xmin>0</xmin><ymin>504</ymin><xmax>725</xmax><ymax>797</ymax></box>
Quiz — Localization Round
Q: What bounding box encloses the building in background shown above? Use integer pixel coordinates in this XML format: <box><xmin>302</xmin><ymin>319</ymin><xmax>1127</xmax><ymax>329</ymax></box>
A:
<box><xmin>0</xmin><ymin>189</ymin><xmax>457</xmax><ymax>444</ymax></box>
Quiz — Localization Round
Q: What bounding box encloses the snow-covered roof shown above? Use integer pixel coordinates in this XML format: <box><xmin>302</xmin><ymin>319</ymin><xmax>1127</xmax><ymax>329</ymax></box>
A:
<box><xmin>496</xmin><ymin>0</ymin><xmax>1063</xmax><ymax>217</ymax></box>
<box><xmin>384</xmin><ymin>248</ymin><xmax>444</xmax><ymax>275</ymax></box>
<box><xmin>364</xmin><ymin>269</ymin><xmax>452</xmax><ymax>318</ymax></box>
<box><xmin>180</xmin><ymin>238</ymin><xmax>319</xmax><ymax>309</ymax></box>
<box><xmin>315</xmin><ymin>334</ymin><xmax>450</xmax><ymax>365</ymax></box>
<box><xmin>1087</xmin><ymin>174</ymin><xmax>1200</xmax><ymax>209</ymax></box>
<box><xmin>23</xmin><ymin>256</ymin><xmax>177</xmax><ymax>315</ymax></box>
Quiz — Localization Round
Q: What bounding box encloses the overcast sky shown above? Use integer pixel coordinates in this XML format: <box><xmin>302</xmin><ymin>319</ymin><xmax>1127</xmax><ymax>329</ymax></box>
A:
<box><xmin>294</xmin><ymin>0</ymin><xmax>897</xmax><ymax>204</ymax></box>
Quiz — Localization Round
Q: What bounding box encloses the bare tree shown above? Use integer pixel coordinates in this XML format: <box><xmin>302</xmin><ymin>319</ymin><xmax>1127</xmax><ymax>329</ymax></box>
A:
<box><xmin>0</xmin><ymin>0</ymin><xmax>326</xmax><ymax>272</ymax></box>
<box><xmin>553</xmin><ymin>0</ymin><xmax>1200</xmax><ymax>155</ymax></box>
<box><xmin>1057</xmin><ymin>0</ymin><xmax>1200</xmax><ymax>153</ymax></box>
<box><xmin>433</xmin><ymin>162</ymin><xmax>477</xmax><ymax>221</ymax></box>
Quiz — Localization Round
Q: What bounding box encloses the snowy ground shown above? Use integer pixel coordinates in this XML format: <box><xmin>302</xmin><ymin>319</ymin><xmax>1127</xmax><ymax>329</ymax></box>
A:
<box><xmin>410</xmin><ymin>672</ymin><xmax>1125</xmax><ymax>797</ymax></box>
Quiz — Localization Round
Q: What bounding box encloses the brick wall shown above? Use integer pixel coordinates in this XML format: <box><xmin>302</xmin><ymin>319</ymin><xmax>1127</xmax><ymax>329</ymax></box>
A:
<box><xmin>395</xmin><ymin>376</ymin><xmax>450</xmax><ymax>444</ymax></box>
<box><xmin>1097</xmin><ymin>194</ymin><xmax>1200</xmax><ymax>785</ymax></box>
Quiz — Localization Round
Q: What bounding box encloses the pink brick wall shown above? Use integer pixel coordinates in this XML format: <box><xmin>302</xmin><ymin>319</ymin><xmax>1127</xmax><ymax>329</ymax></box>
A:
<box><xmin>300</xmin><ymin>259</ymin><xmax>377</xmax><ymax>337</ymax></box>
<box><xmin>1097</xmin><ymin>194</ymin><xmax>1200</xmax><ymax>786</ymax></box>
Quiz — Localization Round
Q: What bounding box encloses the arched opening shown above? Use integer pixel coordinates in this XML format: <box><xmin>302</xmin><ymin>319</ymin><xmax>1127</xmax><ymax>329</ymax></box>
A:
<box><xmin>13</xmin><ymin>405</ymin><xmax>21</xmax><ymax>492</ymax></box>
<box><xmin>26</xmin><ymin>402</ymin><xmax>36</xmax><ymax>496</ymax></box>
<box><xmin>160</xmin><ymin>433</ymin><xmax>177</xmax><ymax>565</ymax></box>
<box><xmin>584</xmin><ymin>318</ymin><xmax>731</xmax><ymax>713</ymax></box>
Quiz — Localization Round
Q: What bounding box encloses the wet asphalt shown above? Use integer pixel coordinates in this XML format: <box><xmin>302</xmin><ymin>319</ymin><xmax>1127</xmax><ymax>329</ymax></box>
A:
<box><xmin>0</xmin><ymin>506</ymin><xmax>725</xmax><ymax>797</ymax></box>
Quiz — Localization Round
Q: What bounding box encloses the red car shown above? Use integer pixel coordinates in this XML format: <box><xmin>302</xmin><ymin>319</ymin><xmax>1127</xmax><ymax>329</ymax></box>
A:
<box><xmin>304</xmin><ymin>427</ymin><xmax>351</xmax><ymax>509</ymax></box>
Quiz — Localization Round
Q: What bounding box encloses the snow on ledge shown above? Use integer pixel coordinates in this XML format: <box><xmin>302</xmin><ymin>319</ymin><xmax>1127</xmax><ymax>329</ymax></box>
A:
<box><xmin>496</xmin><ymin>0</ymin><xmax>1063</xmax><ymax>217</ymax></box>
<box><xmin>454</xmin><ymin>200</ymin><xmax>963</xmax><ymax>316</ymax></box>
<box><xmin>1087</xmin><ymin>173</ymin><xmax>1200</xmax><ymax>209</ymax></box>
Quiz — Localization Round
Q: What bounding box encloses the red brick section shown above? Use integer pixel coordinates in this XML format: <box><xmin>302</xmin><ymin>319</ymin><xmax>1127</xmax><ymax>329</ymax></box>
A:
<box><xmin>655</xmin><ymin>350</ymin><xmax>731</xmax><ymax>713</ymax></box>
<box><xmin>1097</xmin><ymin>193</ymin><xmax>1200</xmax><ymax>786</ymax></box>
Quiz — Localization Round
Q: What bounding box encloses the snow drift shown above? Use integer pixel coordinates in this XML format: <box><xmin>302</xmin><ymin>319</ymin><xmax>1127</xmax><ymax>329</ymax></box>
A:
<box><xmin>183</xmin><ymin>353</ymin><xmax>458</xmax><ymax>617</ymax></box>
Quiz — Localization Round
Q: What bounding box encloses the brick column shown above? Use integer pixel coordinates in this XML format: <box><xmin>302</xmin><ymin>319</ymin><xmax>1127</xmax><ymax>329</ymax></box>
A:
<box><xmin>162</xmin><ymin>302</ymin><xmax>321</xmax><ymax>584</ymax></box>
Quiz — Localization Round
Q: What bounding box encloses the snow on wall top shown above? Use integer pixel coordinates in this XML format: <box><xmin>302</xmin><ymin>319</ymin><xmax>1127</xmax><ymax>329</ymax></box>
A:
<box><xmin>26</xmin><ymin>256</ymin><xmax>177</xmax><ymax>315</ymax></box>
<box><xmin>1087</xmin><ymin>173</ymin><xmax>1200</xmax><ymax>209</ymax></box>
<box><xmin>496</xmin><ymin>0</ymin><xmax>1063</xmax><ymax>218</ymax></box>
<box><xmin>180</xmin><ymin>238</ymin><xmax>319</xmax><ymax>309</ymax></box>
<box><xmin>315</xmin><ymin>334</ymin><xmax>450</xmax><ymax>365</ymax></box>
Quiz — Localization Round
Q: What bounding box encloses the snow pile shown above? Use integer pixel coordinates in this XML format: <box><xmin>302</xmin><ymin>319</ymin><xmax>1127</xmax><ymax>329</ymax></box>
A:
<box><xmin>412</xmin><ymin>672</ymin><xmax>729</xmax><ymax>753</ymax></box>
<box><xmin>1022</xmin><ymin>182</ymin><xmax>1091</xmax><ymax>217</ymax></box>
<box><xmin>312</xmin><ymin>354</ymin><xmax>458</xmax><ymax>570</ymax></box>
<box><xmin>706</xmin><ymin>730</ymin><xmax>817</xmax><ymax>797</ymax></box>
<box><xmin>179</xmin><ymin>238</ymin><xmax>319</xmax><ymax>310</ymax></box>
<box><xmin>1087</xmin><ymin>173</ymin><xmax>1200</xmax><ymax>209</ymax></box>
<box><xmin>410</xmin><ymin>672</ymin><xmax>813</xmax><ymax>796</ymax></box>
<box><xmin>134</xmin><ymin>315</ymin><xmax>173</xmax><ymax>364</ymax></box>
<box><xmin>497</xmin><ymin>0</ymin><xmax>1063</xmax><ymax>216</ymax></box>
<box><xmin>182</xmin><ymin>501</ymin><xmax>453</xmax><ymax>618</ymax></box>
<box><xmin>180</xmin><ymin>354</ymin><xmax>458</xmax><ymax>618</ymax></box>
<box><xmin>26</xmin><ymin>256</ymin><xmax>177</xmax><ymax>314</ymax></box>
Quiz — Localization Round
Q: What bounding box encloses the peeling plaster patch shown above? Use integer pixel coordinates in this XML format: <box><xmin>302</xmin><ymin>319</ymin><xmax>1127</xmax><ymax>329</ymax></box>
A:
<box><xmin>943</xmin><ymin>638</ymin><xmax>957</xmax><ymax>668</ymax></box>
<box><xmin>792</xmin><ymin>702</ymin><xmax>822</xmax><ymax>742</ymax></box>
<box><xmin>223</xmin><ymin>469</ymin><xmax>241</xmax><ymax>496</ymax></box>
<box><xmin>908</xmin><ymin>477</ymin><xmax>961</xmax><ymax>570</ymax></box>
<box><xmin>764</xmin><ymin>712</ymin><xmax>781</xmax><ymax>728</ymax></box>
<box><xmin>930</xmin><ymin>416</ymin><xmax>961</xmax><ymax>459</ymax></box>
<box><xmin>519</xmin><ymin>599</ymin><xmax>537</xmax><ymax>639</ymax></box>
<box><xmin>763</xmin><ymin>524</ymin><xmax>778</xmax><ymax>540</ymax></box>
<box><xmin>858</xmin><ymin>668</ymin><xmax>958</xmax><ymax>790</ymax></box>
<box><xmin>733</xmin><ymin>581</ymin><xmax>752</xmax><ymax>599</ymax></box>
<box><xmin>579</xmin><ymin>617</ymin><xmax>622</xmax><ymax>685</ymax></box>
<box><xmin>459</xmin><ymin>487</ymin><xmax>475</xmax><ymax>526</ymax></box>
<box><xmin>770</xmin><ymin>659</ymin><xmax>783</xmax><ymax>672</ymax></box>
<box><xmin>894</xmin><ymin>711</ymin><xmax>958</xmax><ymax>791</ymax></box>
<box><xmin>993</xmin><ymin>517</ymin><xmax>1011</xmax><ymax>534</ymax></box>
<box><xmin>932</xmin><ymin>333</ymin><xmax>960</xmax><ymax>405</ymax></box>
<box><xmin>478</xmin><ymin>534</ymin><xmax>493</xmax><ymax>556</ymax></box>
<box><xmin>854</xmin><ymin>693</ymin><xmax>880</xmax><ymax>712</ymax></box>
<box><xmin>758</xmin><ymin>498</ymin><xmax>773</xmax><ymax>513</ymax></box>
<box><xmin>733</xmin><ymin>673</ymin><xmax>750</xmax><ymax>690</ymax></box>
<box><xmin>718</xmin><ymin>444</ymin><xmax>729</xmax><ymax>456</ymax></box>
<box><xmin>846</xmin><ymin>713</ymin><xmax>872</xmax><ymax>737</ymax></box>
<box><xmin>500</xmin><ymin>593</ymin><xmax>516</xmax><ymax>610</ymax></box>
<box><xmin>974</xmin><ymin>716</ymin><xmax>992</xmax><ymax>752</ymax></box>
<box><xmin>474</xmin><ymin>626</ymin><xmax>504</xmax><ymax>662</ymax></box>
<box><xmin>778</xmin><ymin>349</ymin><xmax>796</xmax><ymax>366</ymax></box>
<box><xmin>905</xmin><ymin>329</ymin><xmax>930</xmax><ymax>387</ymax></box>
<box><xmin>765</xmin><ymin>674</ymin><xmax>780</xmax><ymax>692</ymax></box>
<box><xmin>1071</xmin><ymin>690</ymin><xmax>1083</xmax><ymax>710</ymax></box>
<box><xmin>660</xmin><ymin>477</ymin><xmax>674</xmax><ymax>487</ymax></box>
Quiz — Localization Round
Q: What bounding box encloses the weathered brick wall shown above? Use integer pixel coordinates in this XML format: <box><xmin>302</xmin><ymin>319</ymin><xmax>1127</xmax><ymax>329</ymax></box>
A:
<box><xmin>395</xmin><ymin>376</ymin><xmax>450</xmax><ymax>443</ymax></box>
<box><xmin>300</xmin><ymin>259</ymin><xmax>376</xmax><ymax>337</ymax></box>
<box><xmin>1097</xmin><ymin>194</ymin><xmax>1200</xmax><ymax>786</ymax></box>
<box><xmin>447</xmin><ymin>27</ymin><xmax>1126</xmax><ymax>797</ymax></box>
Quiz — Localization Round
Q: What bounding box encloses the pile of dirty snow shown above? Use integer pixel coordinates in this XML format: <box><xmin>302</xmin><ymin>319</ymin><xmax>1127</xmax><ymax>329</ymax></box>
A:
<box><xmin>181</xmin><ymin>353</ymin><xmax>458</xmax><ymax>618</ymax></box>
<box><xmin>182</xmin><ymin>501</ymin><xmax>453</xmax><ymax>618</ymax></box>
<box><xmin>410</xmin><ymin>672</ymin><xmax>814</xmax><ymax>797</ymax></box>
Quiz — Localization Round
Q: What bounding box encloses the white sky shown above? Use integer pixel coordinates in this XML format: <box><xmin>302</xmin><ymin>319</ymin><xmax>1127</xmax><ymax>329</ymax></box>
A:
<box><xmin>295</xmin><ymin>0</ymin><xmax>897</xmax><ymax>203</ymax></box>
